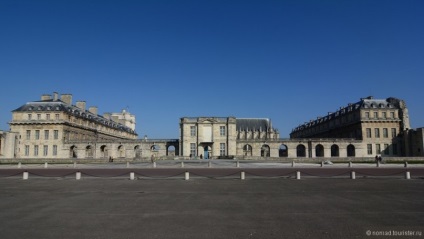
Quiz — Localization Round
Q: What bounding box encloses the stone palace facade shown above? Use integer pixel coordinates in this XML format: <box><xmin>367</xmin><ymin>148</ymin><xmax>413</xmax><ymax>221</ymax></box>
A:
<box><xmin>0</xmin><ymin>92</ymin><xmax>423</xmax><ymax>161</ymax></box>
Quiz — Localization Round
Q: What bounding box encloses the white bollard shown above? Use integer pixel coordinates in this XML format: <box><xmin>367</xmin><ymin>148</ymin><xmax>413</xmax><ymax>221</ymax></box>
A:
<box><xmin>240</xmin><ymin>171</ymin><xmax>245</xmax><ymax>180</ymax></box>
<box><xmin>296</xmin><ymin>171</ymin><xmax>301</xmax><ymax>180</ymax></box>
<box><xmin>377</xmin><ymin>161</ymin><xmax>380</xmax><ymax>167</ymax></box>
<box><xmin>405</xmin><ymin>171</ymin><xmax>411</xmax><ymax>180</ymax></box>
<box><xmin>18</xmin><ymin>162</ymin><xmax>22</xmax><ymax>168</ymax></box>
<box><xmin>351</xmin><ymin>171</ymin><xmax>356</xmax><ymax>180</ymax></box>
<box><xmin>321</xmin><ymin>161</ymin><xmax>324</xmax><ymax>167</ymax></box>
<box><xmin>349</xmin><ymin>162</ymin><xmax>352</xmax><ymax>168</ymax></box>
<box><xmin>404</xmin><ymin>161</ymin><xmax>408</xmax><ymax>168</ymax></box>
<box><xmin>236</xmin><ymin>161</ymin><xmax>240</xmax><ymax>168</ymax></box>
<box><xmin>185</xmin><ymin>171</ymin><xmax>189</xmax><ymax>180</ymax></box>
<box><xmin>23</xmin><ymin>171</ymin><xmax>29</xmax><ymax>180</ymax></box>
<box><xmin>208</xmin><ymin>161</ymin><xmax>212</xmax><ymax>168</ymax></box>
<box><xmin>181</xmin><ymin>162</ymin><xmax>184</xmax><ymax>168</ymax></box>
<box><xmin>292</xmin><ymin>161</ymin><xmax>295</xmax><ymax>167</ymax></box>
<box><xmin>44</xmin><ymin>162</ymin><xmax>48</xmax><ymax>168</ymax></box>
<box><xmin>127</xmin><ymin>162</ymin><xmax>130</xmax><ymax>168</ymax></box>
<box><xmin>153</xmin><ymin>162</ymin><xmax>156</xmax><ymax>168</ymax></box>
<box><xmin>130</xmin><ymin>172</ymin><xmax>135</xmax><ymax>180</ymax></box>
<box><xmin>73</xmin><ymin>162</ymin><xmax>77</xmax><ymax>168</ymax></box>
<box><xmin>76</xmin><ymin>171</ymin><xmax>81</xmax><ymax>180</ymax></box>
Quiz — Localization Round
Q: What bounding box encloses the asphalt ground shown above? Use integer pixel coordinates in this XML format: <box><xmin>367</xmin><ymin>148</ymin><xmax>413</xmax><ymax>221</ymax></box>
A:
<box><xmin>0</xmin><ymin>178</ymin><xmax>423</xmax><ymax>239</ymax></box>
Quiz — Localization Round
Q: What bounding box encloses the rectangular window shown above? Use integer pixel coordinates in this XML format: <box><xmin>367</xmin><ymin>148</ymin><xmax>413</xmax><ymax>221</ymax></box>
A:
<box><xmin>53</xmin><ymin>145</ymin><xmax>57</xmax><ymax>156</ymax></box>
<box><xmin>34</xmin><ymin>145</ymin><xmax>39</xmax><ymax>156</ymax></box>
<box><xmin>220</xmin><ymin>143</ymin><xmax>226</xmax><ymax>156</ymax></box>
<box><xmin>44</xmin><ymin>130</ymin><xmax>49</xmax><ymax>140</ymax></box>
<box><xmin>37</xmin><ymin>114</ymin><xmax>41</xmax><ymax>120</ymax></box>
<box><xmin>365</xmin><ymin>112</ymin><xmax>370</xmax><ymax>119</ymax></box>
<box><xmin>46</xmin><ymin>114</ymin><xmax>50</xmax><ymax>120</ymax></box>
<box><xmin>383</xmin><ymin>128</ymin><xmax>388</xmax><ymax>138</ymax></box>
<box><xmin>26</xmin><ymin>130</ymin><xmax>31</xmax><ymax>140</ymax></box>
<box><xmin>373</xmin><ymin>112</ymin><xmax>378</xmax><ymax>119</ymax></box>
<box><xmin>367</xmin><ymin>144</ymin><xmax>373</xmax><ymax>155</ymax></box>
<box><xmin>54</xmin><ymin>130</ymin><xmax>59</xmax><ymax>140</ymax></box>
<box><xmin>28</xmin><ymin>114</ymin><xmax>32</xmax><ymax>120</ymax></box>
<box><xmin>366</xmin><ymin>128</ymin><xmax>371</xmax><ymax>138</ymax></box>
<box><xmin>190</xmin><ymin>143</ymin><xmax>196</xmax><ymax>157</ymax></box>
<box><xmin>384</xmin><ymin>144</ymin><xmax>389</xmax><ymax>155</ymax></box>
<box><xmin>220</xmin><ymin>126</ymin><xmax>226</xmax><ymax>136</ymax></box>
<box><xmin>390</xmin><ymin>112</ymin><xmax>395</xmax><ymax>118</ymax></box>
<box><xmin>190</xmin><ymin>126</ymin><xmax>196</xmax><ymax>136</ymax></box>
<box><xmin>376</xmin><ymin>144</ymin><xmax>381</xmax><ymax>154</ymax></box>
<box><xmin>374</xmin><ymin>128</ymin><xmax>380</xmax><ymax>138</ymax></box>
<box><xmin>391</xmin><ymin>128</ymin><xmax>397</xmax><ymax>138</ymax></box>
<box><xmin>43</xmin><ymin>145</ymin><xmax>48</xmax><ymax>156</ymax></box>
<box><xmin>382</xmin><ymin>112</ymin><xmax>387</xmax><ymax>119</ymax></box>
<box><xmin>35</xmin><ymin>130</ymin><xmax>40</xmax><ymax>140</ymax></box>
<box><xmin>55</xmin><ymin>114</ymin><xmax>60</xmax><ymax>120</ymax></box>
<box><xmin>25</xmin><ymin>145</ymin><xmax>30</xmax><ymax>156</ymax></box>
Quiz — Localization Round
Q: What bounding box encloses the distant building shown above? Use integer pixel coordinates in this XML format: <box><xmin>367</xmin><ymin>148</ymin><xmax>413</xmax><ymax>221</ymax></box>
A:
<box><xmin>179</xmin><ymin>117</ymin><xmax>279</xmax><ymax>158</ymax></box>
<box><xmin>1</xmin><ymin>93</ymin><xmax>423</xmax><ymax>160</ymax></box>
<box><xmin>290</xmin><ymin>96</ymin><xmax>410</xmax><ymax>157</ymax></box>
<box><xmin>8</xmin><ymin>92</ymin><xmax>137</xmax><ymax>159</ymax></box>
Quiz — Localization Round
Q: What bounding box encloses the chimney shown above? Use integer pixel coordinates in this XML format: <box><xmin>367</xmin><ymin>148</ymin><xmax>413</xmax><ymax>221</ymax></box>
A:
<box><xmin>103</xmin><ymin>113</ymin><xmax>111</xmax><ymax>120</ymax></box>
<box><xmin>76</xmin><ymin>101</ymin><xmax>86</xmax><ymax>111</ymax></box>
<box><xmin>53</xmin><ymin>92</ymin><xmax>59</xmax><ymax>101</ymax></box>
<box><xmin>88</xmin><ymin>106</ymin><xmax>98</xmax><ymax>115</ymax></box>
<box><xmin>41</xmin><ymin>94</ymin><xmax>51</xmax><ymax>101</ymax></box>
<box><xmin>61</xmin><ymin>94</ymin><xmax>73</xmax><ymax>105</ymax></box>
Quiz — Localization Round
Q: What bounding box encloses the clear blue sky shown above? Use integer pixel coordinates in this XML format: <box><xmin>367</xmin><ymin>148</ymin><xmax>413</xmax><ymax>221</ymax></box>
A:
<box><xmin>1</xmin><ymin>0</ymin><xmax>423</xmax><ymax>139</ymax></box>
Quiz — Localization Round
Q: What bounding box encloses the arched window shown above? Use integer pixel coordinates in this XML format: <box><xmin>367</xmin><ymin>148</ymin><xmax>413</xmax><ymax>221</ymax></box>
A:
<box><xmin>167</xmin><ymin>145</ymin><xmax>176</xmax><ymax>156</ymax></box>
<box><xmin>279</xmin><ymin>144</ymin><xmax>288</xmax><ymax>157</ymax></box>
<box><xmin>100</xmin><ymin>145</ymin><xmax>108</xmax><ymax>158</ymax></box>
<box><xmin>70</xmin><ymin>145</ymin><xmax>77</xmax><ymax>158</ymax></box>
<box><xmin>297</xmin><ymin>144</ymin><xmax>306</xmax><ymax>157</ymax></box>
<box><xmin>134</xmin><ymin>145</ymin><xmax>142</xmax><ymax>158</ymax></box>
<box><xmin>85</xmin><ymin>145</ymin><xmax>93</xmax><ymax>158</ymax></box>
<box><xmin>243</xmin><ymin>144</ymin><xmax>252</xmax><ymax>156</ymax></box>
<box><xmin>118</xmin><ymin>145</ymin><xmax>125</xmax><ymax>158</ymax></box>
<box><xmin>261</xmin><ymin>144</ymin><xmax>270</xmax><ymax>157</ymax></box>
<box><xmin>331</xmin><ymin>144</ymin><xmax>339</xmax><ymax>157</ymax></box>
<box><xmin>347</xmin><ymin>144</ymin><xmax>356</xmax><ymax>157</ymax></box>
<box><xmin>315</xmin><ymin>144</ymin><xmax>324</xmax><ymax>157</ymax></box>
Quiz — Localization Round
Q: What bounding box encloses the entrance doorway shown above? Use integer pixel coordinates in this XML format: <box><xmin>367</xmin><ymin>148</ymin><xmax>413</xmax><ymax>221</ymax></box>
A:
<box><xmin>203</xmin><ymin>145</ymin><xmax>212</xmax><ymax>159</ymax></box>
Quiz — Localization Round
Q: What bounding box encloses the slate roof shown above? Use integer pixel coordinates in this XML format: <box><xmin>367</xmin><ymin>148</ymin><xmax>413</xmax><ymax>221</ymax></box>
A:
<box><xmin>236</xmin><ymin>118</ymin><xmax>270</xmax><ymax>131</ymax></box>
<box><xmin>11</xmin><ymin>99</ymin><xmax>136</xmax><ymax>135</ymax></box>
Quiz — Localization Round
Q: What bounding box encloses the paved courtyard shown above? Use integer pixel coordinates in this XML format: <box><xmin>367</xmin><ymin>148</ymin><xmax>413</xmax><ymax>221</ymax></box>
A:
<box><xmin>0</xmin><ymin>178</ymin><xmax>423</xmax><ymax>239</ymax></box>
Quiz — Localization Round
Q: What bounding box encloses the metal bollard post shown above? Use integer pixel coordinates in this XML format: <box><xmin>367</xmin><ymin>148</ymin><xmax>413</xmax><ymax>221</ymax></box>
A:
<box><xmin>377</xmin><ymin>161</ymin><xmax>380</xmax><ymax>167</ymax></box>
<box><xmin>296</xmin><ymin>171</ymin><xmax>301</xmax><ymax>180</ymax></box>
<box><xmin>181</xmin><ymin>162</ymin><xmax>184</xmax><ymax>168</ymax></box>
<box><xmin>23</xmin><ymin>171</ymin><xmax>29</xmax><ymax>180</ymax></box>
<box><xmin>44</xmin><ymin>162</ymin><xmax>48</xmax><ymax>168</ymax></box>
<box><xmin>236</xmin><ymin>161</ymin><xmax>240</xmax><ymax>168</ymax></box>
<box><xmin>321</xmin><ymin>161</ymin><xmax>324</xmax><ymax>167</ymax></box>
<box><xmin>153</xmin><ymin>162</ymin><xmax>156</xmax><ymax>168</ymax></box>
<box><xmin>127</xmin><ymin>162</ymin><xmax>130</xmax><ymax>168</ymax></box>
<box><xmin>130</xmin><ymin>172</ymin><xmax>135</xmax><ymax>180</ymax></box>
<box><xmin>349</xmin><ymin>162</ymin><xmax>352</xmax><ymax>168</ymax></box>
<box><xmin>76</xmin><ymin>171</ymin><xmax>81</xmax><ymax>180</ymax></box>
<box><xmin>18</xmin><ymin>162</ymin><xmax>22</xmax><ymax>168</ymax></box>
<box><xmin>405</xmin><ymin>171</ymin><xmax>411</xmax><ymax>180</ymax></box>
<box><xmin>240</xmin><ymin>171</ymin><xmax>245</xmax><ymax>180</ymax></box>
<box><xmin>185</xmin><ymin>171</ymin><xmax>189</xmax><ymax>180</ymax></box>
<box><xmin>292</xmin><ymin>161</ymin><xmax>295</xmax><ymax>167</ymax></box>
<box><xmin>351</xmin><ymin>171</ymin><xmax>356</xmax><ymax>180</ymax></box>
